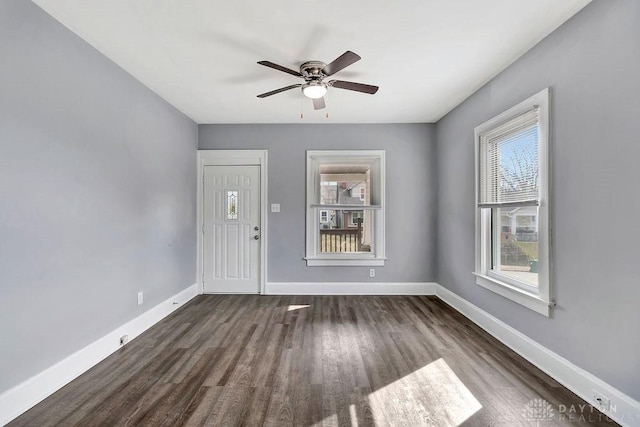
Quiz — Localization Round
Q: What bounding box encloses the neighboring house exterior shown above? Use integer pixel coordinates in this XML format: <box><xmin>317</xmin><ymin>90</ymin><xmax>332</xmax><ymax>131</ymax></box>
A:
<box><xmin>500</xmin><ymin>206</ymin><xmax>538</xmax><ymax>242</ymax></box>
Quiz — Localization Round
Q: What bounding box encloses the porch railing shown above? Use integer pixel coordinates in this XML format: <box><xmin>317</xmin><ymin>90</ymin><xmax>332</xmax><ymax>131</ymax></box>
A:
<box><xmin>320</xmin><ymin>228</ymin><xmax>362</xmax><ymax>252</ymax></box>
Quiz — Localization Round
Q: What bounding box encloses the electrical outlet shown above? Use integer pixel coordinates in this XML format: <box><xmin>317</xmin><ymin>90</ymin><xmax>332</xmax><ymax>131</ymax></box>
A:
<box><xmin>369</xmin><ymin>269</ymin><xmax>375</xmax><ymax>278</ymax></box>
<box><xmin>137</xmin><ymin>291</ymin><xmax>143</xmax><ymax>305</ymax></box>
<box><xmin>120</xmin><ymin>335</ymin><xmax>129</xmax><ymax>346</ymax></box>
<box><xmin>593</xmin><ymin>390</ymin><xmax>611</xmax><ymax>412</ymax></box>
<box><xmin>271</xmin><ymin>203</ymin><xmax>280</xmax><ymax>213</ymax></box>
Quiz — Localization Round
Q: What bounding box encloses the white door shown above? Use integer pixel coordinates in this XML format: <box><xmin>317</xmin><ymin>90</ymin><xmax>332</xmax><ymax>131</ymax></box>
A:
<box><xmin>203</xmin><ymin>165</ymin><xmax>261</xmax><ymax>293</ymax></box>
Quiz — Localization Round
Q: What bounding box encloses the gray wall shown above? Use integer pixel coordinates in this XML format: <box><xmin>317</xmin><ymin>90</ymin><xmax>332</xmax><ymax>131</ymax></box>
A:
<box><xmin>0</xmin><ymin>0</ymin><xmax>197</xmax><ymax>393</ymax></box>
<box><xmin>199</xmin><ymin>124</ymin><xmax>437</xmax><ymax>283</ymax></box>
<box><xmin>436</xmin><ymin>0</ymin><xmax>640</xmax><ymax>400</ymax></box>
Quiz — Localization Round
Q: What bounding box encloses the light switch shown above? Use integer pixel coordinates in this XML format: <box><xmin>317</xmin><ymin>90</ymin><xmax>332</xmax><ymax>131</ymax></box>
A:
<box><xmin>271</xmin><ymin>203</ymin><xmax>281</xmax><ymax>213</ymax></box>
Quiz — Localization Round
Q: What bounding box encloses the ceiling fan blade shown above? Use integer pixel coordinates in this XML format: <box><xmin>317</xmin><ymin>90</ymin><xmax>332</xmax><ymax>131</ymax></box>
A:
<box><xmin>312</xmin><ymin>97</ymin><xmax>326</xmax><ymax>110</ymax></box>
<box><xmin>257</xmin><ymin>84</ymin><xmax>302</xmax><ymax>98</ymax></box>
<box><xmin>330</xmin><ymin>80</ymin><xmax>379</xmax><ymax>94</ymax></box>
<box><xmin>257</xmin><ymin>61</ymin><xmax>302</xmax><ymax>77</ymax></box>
<box><xmin>321</xmin><ymin>51</ymin><xmax>361</xmax><ymax>76</ymax></box>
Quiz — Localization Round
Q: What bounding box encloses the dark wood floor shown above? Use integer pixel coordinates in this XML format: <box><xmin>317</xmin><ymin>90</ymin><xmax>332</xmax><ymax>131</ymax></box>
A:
<box><xmin>11</xmin><ymin>295</ymin><xmax>616</xmax><ymax>426</ymax></box>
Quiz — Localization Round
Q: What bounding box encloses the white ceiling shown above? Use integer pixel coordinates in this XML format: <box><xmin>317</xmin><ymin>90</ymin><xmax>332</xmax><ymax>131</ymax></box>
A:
<box><xmin>33</xmin><ymin>0</ymin><xmax>590</xmax><ymax>124</ymax></box>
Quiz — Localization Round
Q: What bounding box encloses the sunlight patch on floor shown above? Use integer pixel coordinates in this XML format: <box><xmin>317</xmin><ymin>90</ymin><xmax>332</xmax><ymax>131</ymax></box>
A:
<box><xmin>287</xmin><ymin>304</ymin><xmax>310</xmax><ymax>312</ymax></box>
<box><xmin>363</xmin><ymin>358</ymin><xmax>482</xmax><ymax>426</ymax></box>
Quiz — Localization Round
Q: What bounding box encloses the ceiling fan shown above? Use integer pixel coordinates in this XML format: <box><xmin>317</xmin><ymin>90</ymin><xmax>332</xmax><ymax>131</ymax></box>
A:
<box><xmin>256</xmin><ymin>51</ymin><xmax>379</xmax><ymax>110</ymax></box>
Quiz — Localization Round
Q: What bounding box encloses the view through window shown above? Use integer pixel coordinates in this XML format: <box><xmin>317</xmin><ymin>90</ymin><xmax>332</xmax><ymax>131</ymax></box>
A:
<box><xmin>319</xmin><ymin>164</ymin><xmax>372</xmax><ymax>253</ymax></box>
<box><xmin>491</xmin><ymin>126</ymin><xmax>539</xmax><ymax>288</ymax></box>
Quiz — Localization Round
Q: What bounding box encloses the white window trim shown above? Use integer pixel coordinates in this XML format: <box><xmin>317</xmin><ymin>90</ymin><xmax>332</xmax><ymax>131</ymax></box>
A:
<box><xmin>474</xmin><ymin>88</ymin><xmax>553</xmax><ymax>317</ymax></box>
<box><xmin>305</xmin><ymin>150</ymin><xmax>386</xmax><ymax>267</ymax></box>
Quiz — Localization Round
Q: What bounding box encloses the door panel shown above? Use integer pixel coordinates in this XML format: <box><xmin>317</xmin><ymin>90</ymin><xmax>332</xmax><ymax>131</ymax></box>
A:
<box><xmin>203</xmin><ymin>165</ymin><xmax>260</xmax><ymax>293</ymax></box>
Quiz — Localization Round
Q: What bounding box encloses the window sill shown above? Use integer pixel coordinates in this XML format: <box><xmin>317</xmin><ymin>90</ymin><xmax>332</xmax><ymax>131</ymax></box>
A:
<box><xmin>305</xmin><ymin>257</ymin><xmax>386</xmax><ymax>267</ymax></box>
<box><xmin>473</xmin><ymin>272</ymin><xmax>553</xmax><ymax>317</ymax></box>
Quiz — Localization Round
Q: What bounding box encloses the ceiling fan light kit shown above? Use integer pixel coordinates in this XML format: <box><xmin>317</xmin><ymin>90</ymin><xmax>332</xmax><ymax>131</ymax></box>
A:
<box><xmin>257</xmin><ymin>51</ymin><xmax>379</xmax><ymax>111</ymax></box>
<box><xmin>302</xmin><ymin>82</ymin><xmax>327</xmax><ymax>99</ymax></box>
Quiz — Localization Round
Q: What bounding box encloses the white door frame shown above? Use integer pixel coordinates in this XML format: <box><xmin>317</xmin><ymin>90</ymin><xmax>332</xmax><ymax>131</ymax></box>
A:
<box><xmin>197</xmin><ymin>150</ymin><xmax>268</xmax><ymax>295</ymax></box>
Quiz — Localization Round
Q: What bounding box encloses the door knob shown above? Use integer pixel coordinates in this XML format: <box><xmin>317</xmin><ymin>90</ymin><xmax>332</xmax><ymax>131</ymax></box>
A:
<box><xmin>254</xmin><ymin>235</ymin><xmax>260</xmax><ymax>240</ymax></box>
<box><xmin>254</xmin><ymin>226</ymin><xmax>259</xmax><ymax>231</ymax></box>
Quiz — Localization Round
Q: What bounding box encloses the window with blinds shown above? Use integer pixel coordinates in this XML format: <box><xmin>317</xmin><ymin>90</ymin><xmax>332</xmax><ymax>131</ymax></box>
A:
<box><xmin>473</xmin><ymin>88</ymin><xmax>551</xmax><ymax>317</ymax></box>
<box><xmin>478</xmin><ymin>108</ymin><xmax>540</xmax><ymax>208</ymax></box>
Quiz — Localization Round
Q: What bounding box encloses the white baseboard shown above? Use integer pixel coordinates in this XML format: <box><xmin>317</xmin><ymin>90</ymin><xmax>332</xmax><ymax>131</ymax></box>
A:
<box><xmin>265</xmin><ymin>282</ymin><xmax>437</xmax><ymax>295</ymax></box>
<box><xmin>435</xmin><ymin>284</ymin><xmax>640</xmax><ymax>427</ymax></box>
<box><xmin>0</xmin><ymin>283</ymin><xmax>199</xmax><ymax>426</ymax></box>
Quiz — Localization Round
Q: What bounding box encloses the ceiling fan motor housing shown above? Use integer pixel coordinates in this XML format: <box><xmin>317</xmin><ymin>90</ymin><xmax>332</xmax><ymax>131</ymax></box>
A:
<box><xmin>300</xmin><ymin>61</ymin><xmax>327</xmax><ymax>80</ymax></box>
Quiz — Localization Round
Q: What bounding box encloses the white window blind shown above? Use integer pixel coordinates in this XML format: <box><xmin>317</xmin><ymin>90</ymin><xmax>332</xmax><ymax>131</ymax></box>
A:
<box><xmin>478</xmin><ymin>108</ymin><xmax>540</xmax><ymax>208</ymax></box>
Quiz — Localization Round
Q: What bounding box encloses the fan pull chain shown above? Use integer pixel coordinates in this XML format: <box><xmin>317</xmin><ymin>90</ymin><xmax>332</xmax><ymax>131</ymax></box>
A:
<box><xmin>326</xmin><ymin>93</ymin><xmax>329</xmax><ymax>119</ymax></box>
